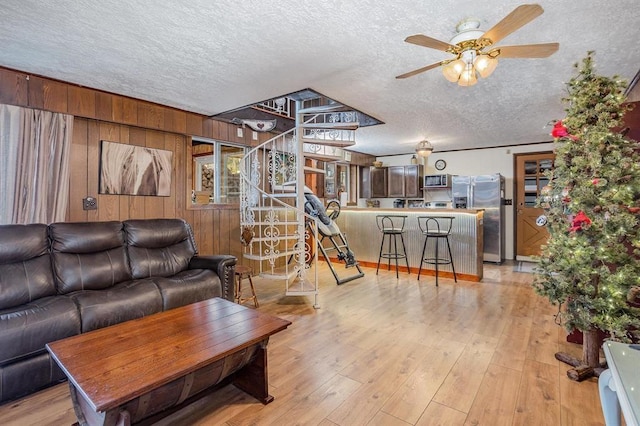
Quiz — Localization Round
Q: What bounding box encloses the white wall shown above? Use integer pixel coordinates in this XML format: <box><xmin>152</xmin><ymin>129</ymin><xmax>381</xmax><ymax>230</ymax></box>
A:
<box><xmin>370</xmin><ymin>143</ymin><xmax>554</xmax><ymax>260</ymax></box>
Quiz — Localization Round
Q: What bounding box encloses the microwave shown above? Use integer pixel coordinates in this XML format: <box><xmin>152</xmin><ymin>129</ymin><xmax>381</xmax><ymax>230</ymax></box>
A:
<box><xmin>424</xmin><ymin>174</ymin><xmax>451</xmax><ymax>188</ymax></box>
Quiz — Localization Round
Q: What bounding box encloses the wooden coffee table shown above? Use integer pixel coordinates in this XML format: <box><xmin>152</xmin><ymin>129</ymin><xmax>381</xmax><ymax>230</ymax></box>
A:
<box><xmin>46</xmin><ymin>297</ymin><xmax>291</xmax><ymax>425</ymax></box>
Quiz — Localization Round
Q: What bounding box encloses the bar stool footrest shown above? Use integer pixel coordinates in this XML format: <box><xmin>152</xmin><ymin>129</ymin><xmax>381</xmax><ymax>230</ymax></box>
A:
<box><xmin>380</xmin><ymin>253</ymin><xmax>408</xmax><ymax>259</ymax></box>
<box><xmin>422</xmin><ymin>257</ymin><xmax>453</xmax><ymax>265</ymax></box>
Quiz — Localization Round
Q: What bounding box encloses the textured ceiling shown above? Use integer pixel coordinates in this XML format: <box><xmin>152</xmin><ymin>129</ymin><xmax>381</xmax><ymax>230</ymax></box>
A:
<box><xmin>0</xmin><ymin>1</ymin><xmax>639</xmax><ymax>155</ymax></box>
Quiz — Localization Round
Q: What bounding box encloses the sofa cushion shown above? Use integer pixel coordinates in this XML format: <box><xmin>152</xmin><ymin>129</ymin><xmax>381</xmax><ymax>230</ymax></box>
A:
<box><xmin>124</xmin><ymin>219</ymin><xmax>196</xmax><ymax>279</ymax></box>
<box><xmin>0</xmin><ymin>224</ymin><xmax>57</xmax><ymax>310</ymax></box>
<box><xmin>69</xmin><ymin>278</ymin><xmax>163</xmax><ymax>332</ymax></box>
<box><xmin>50</xmin><ymin>221</ymin><xmax>132</xmax><ymax>293</ymax></box>
<box><xmin>0</xmin><ymin>296</ymin><xmax>80</xmax><ymax>365</ymax></box>
<box><xmin>153</xmin><ymin>269</ymin><xmax>221</xmax><ymax>310</ymax></box>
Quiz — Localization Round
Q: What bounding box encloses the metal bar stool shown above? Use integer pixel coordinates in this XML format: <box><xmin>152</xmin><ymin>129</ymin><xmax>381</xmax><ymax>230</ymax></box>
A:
<box><xmin>234</xmin><ymin>265</ymin><xmax>259</xmax><ymax>308</ymax></box>
<box><xmin>376</xmin><ymin>215</ymin><xmax>409</xmax><ymax>278</ymax></box>
<box><xmin>417</xmin><ymin>216</ymin><xmax>457</xmax><ymax>286</ymax></box>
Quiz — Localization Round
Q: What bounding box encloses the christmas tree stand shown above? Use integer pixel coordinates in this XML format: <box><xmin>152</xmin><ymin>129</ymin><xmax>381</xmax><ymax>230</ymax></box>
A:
<box><xmin>555</xmin><ymin>329</ymin><xmax>607</xmax><ymax>381</ymax></box>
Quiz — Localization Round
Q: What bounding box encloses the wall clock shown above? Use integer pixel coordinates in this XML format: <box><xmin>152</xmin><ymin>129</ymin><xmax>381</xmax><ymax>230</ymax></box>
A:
<box><xmin>435</xmin><ymin>159</ymin><xmax>447</xmax><ymax>171</ymax></box>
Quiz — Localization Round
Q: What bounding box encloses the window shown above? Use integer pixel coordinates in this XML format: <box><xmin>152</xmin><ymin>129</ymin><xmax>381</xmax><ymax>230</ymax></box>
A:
<box><xmin>192</xmin><ymin>138</ymin><xmax>245</xmax><ymax>204</ymax></box>
<box><xmin>522</xmin><ymin>157</ymin><xmax>553</xmax><ymax>207</ymax></box>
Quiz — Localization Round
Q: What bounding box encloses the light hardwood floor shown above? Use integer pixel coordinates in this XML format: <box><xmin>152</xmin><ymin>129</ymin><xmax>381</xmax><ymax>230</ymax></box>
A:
<box><xmin>0</xmin><ymin>262</ymin><xmax>606</xmax><ymax>426</ymax></box>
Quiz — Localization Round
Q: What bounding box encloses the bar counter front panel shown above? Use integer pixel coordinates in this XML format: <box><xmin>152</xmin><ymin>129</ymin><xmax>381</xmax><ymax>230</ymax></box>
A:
<box><xmin>334</xmin><ymin>208</ymin><xmax>484</xmax><ymax>281</ymax></box>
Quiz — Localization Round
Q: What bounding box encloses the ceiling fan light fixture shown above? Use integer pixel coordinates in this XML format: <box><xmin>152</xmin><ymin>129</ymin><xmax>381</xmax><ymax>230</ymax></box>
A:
<box><xmin>442</xmin><ymin>58</ymin><xmax>465</xmax><ymax>82</ymax></box>
<box><xmin>415</xmin><ymin>140</ymin><xmax>434</xmax><ymax>157</ymax></box>
<box><xmin>396</xmin><ymin>5</ymin><xmax>559</xmax><ymax>87</ymax></box>
<box><xmin>458</xmin><ymin>64</ymin><xmax>478</xmax><ymax>86</ymax></box>
<box><xmin>474</xmin><ymin>54</ymin><xmax>498</xmax><ymax>78</ymax></box>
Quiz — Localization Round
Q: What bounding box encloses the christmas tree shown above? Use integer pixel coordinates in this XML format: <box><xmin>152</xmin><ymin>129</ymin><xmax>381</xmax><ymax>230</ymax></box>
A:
<box><xmin>533</xmin><ymin>52</ymin><xmax>640</xmax><ymax>376</ymax></box>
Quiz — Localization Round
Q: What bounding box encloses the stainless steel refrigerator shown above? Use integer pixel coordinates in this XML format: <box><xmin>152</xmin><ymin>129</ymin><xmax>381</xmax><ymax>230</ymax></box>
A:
<box><xmin>452</xmin><ymin>174</ymin><xmax>505</xmax><ymax>263</ymax></box>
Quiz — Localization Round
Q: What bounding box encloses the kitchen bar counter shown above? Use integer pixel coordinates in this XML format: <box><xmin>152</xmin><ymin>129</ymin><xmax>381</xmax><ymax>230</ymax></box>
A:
<box><xmin>341</xmin><ymin>207</ymin><xmax>483</xmax><ymax>214</ymax></box>
<box><xmin>334</xmin><ymin>208</ymin><xmax>484</xmax><ymax>281</ymax></box>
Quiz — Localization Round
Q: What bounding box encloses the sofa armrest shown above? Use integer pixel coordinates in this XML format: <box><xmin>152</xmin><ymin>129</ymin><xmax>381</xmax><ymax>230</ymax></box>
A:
<box><xmin>188</xmin><ymin>255</ymin><xmax>237</xmax><ymax>301</ymax></box>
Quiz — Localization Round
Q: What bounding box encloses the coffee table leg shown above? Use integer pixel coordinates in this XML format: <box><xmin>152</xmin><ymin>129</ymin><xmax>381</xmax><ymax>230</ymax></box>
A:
<box><xmin>69</xmin><ymin>382</ymin><xmax>131</xmax><ymax>426</ymax></box>
<box><xmin>232</xmin><ymin>340</ymin><xmax>274</xmax><ymax>404</ymax></box>
<box><xmin>69</xmin><ymin>382</ymin><xmax>89</xmax><ymax>425</ymax></box>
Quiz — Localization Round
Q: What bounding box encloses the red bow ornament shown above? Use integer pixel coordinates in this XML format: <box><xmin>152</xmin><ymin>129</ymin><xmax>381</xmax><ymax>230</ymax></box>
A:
<box><xmin>551</xmin><ymin>120</ymin><xmax>578</xmax><ymax>140</ymax></box>
<box><xmin>569</xmin><ymin>211</ymin><xmax>591</xmax><ymax>233</ymax></box>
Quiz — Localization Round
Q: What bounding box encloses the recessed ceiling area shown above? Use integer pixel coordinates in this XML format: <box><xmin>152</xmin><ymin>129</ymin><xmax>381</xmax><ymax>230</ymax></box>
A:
<box><xmin>212</xmin><ymin>88</ymin><xmax>384</xmax><ymax>135</ymax></box>
<box><xmin>0</xmin><ymin>1</ymin><xmax>638</xmax><ymax>156</ymax></box>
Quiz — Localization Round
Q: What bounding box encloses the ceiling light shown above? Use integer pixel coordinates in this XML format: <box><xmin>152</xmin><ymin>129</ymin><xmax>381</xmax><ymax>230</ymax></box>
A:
<box><xmin>474</xmin><ymin>54</ymin><xmax>498</xmax><ymax>78</ymax></box>
<box><xmin>458</xmin><ymin>64</ymin><xmax>478</xmax><ymax>87</ymax></box>
<box><xmin>438</xmin><ymin>20</ymin><xmax>501</xmax><ymax>87</ymax></box>
<box><xmin>442</xmin><ymin>49</ymin><xmax>498</xmax><ymax>86</ymax></box>
<box><xmin>442</xmin><ymin>59</ymin><xmax>466</xmax><ymax>83</ymax></box>
<box><xmin>415</xmin><ymin>140</ymin><xmax>433</xmax><ymax>157</ymax></box>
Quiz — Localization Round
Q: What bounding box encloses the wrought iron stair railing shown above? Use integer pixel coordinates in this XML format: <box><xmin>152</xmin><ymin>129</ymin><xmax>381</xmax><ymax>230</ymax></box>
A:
<box><xmin>239</xmin><ymin>126</ymin><xmax>319</xmax><ymax>307</ymax></box>
<box><xmin>239</xmin><ymin>102</ymin><xmax>360</xmax><ymax>308</ymax></box>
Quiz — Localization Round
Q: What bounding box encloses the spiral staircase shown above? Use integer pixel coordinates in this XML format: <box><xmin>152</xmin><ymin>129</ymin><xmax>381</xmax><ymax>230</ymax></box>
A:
<box><xmin>239</xmin><ymin>99</ymin><xmax>359</xmax><ymax>308</ymax></box>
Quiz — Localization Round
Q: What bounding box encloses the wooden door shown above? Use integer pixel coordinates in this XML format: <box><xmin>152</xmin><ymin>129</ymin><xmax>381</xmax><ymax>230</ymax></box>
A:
<box><xmin>515</xmin><ymin>152</ymin><xmax>554</xmax><ymax>260</ymax></box>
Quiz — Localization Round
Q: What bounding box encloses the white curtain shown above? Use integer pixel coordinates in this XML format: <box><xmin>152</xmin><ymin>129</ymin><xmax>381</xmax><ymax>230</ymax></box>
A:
<box><xmin>0</xmin><ymin>104</ymin><xmax>73</xmax><ymax>224</ymax></box>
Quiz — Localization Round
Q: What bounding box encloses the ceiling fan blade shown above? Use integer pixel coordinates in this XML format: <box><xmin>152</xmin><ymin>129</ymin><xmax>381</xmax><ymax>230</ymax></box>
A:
<box><xmin>396</xmin><ymin>62</ymin><xmax>444</xmax><ymax>79</ymax></box>
<box><xmin>492</xmin><ymin>42</ymin><xmax>559</xmax><ymax>58</ymax></box>
<box><xmin>481</xmin><ymin>4</ymin><xmax>544</xmax><ymax>45</ymax></box>
<box><xmin>404</xmin><ymin>34</ymin><xmax>456</xmax><ymax>52</ymax></box>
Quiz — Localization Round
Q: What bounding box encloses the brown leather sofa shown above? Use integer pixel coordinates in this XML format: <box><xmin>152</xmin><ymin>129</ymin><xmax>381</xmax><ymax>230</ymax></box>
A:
<box><xmin>0</xmin><ymin>218</ymin><xmax>236</xmax><ymax>403</ymax></box>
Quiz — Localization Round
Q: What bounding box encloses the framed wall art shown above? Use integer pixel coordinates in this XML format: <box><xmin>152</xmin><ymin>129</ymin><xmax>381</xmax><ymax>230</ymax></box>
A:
<box><xmin>99</xmin><ymin>141</ymin><xmax>173</xmax><ymax>196</ymax></box>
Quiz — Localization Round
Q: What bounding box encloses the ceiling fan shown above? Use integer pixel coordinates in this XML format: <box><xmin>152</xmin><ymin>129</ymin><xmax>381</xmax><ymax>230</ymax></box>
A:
<box><xmin>396</xmin><ymin>3</ymin><xmax>559</xmax><ymax>86</ymax></box>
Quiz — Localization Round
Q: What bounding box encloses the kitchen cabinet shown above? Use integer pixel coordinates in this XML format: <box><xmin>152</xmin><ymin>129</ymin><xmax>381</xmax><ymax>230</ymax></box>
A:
<box><xmin>370</xmin><ymin>167</ymin><xmax>388</xmax><ymax>198</ymax></box>
<box><xmin>387</xmin><ymin>166</ymin><xmax>405</xmax><ymax>197</ymax></box>
<box><xmin>359</xmin><ymin>166</ymin><xmax>386</xmax><ymax>199</ymax></box>
<box><xmin>387</xmin><ymin>165</ymin><xmax>423</xmax><ymax>198</ymax></box>
<box><xmin>405</xmin><ymin>164</ymin><xmax>423</xmax><ymax>197</ymax></box>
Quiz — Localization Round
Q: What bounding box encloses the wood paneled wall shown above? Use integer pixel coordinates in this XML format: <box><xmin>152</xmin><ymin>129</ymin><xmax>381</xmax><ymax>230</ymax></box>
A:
<box><xmin>0</xmin><ymin>66</ymin><xmax>268</xmax><ymax>260</ymax></box>
<box><xmin>70</xmin><ymin>117</ymin><xmax>242</xmax><ymax>258</ymax></box>
<box><xmin>348</xmin><ymin>150</ymin><xmax>376</xmax><ymax>166</ymax></box>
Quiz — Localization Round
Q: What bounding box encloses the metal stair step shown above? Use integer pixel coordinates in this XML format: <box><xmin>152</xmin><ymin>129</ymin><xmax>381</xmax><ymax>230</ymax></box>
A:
<box><xmin>247</xmin><ymin>235</ymin><xmax>301</xmax><ymax>242</ymax></box>
<box><xmin>300</xmin><ymin>138</ymin><xmax>356</xmax><ymax>148</ymax></box>
<box><xmin>265</xmin><ymin>192</ymin><xmax>299</xmax><ymax>198</ymax></box>
<box><xmin>298</xmin><ymin>104</ymin><xmax>355</xmax><ymax>114</ymax></box>
<box><xmin>241</xmin><ymin>221</ymin><xmax>301</xmax><ymax>226</ymax></box>
<box><xmin>243</xmin><ymin>249</ymin><xmax>303</xmax><ymax>261</ymax></box>
<box><xmin>270</xmin><ymin>183</ymin><xmax>296</xmax><ymax>192</ymax></box>
<box><xmin>300</xmin><ymin>122</ymin><xmax>359</xmax><ymax>131</ymax></box>
<box><xmin>247</xmin><ymin>206</ymin><xmax>292</xmax><ymax>212</ymax></box>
